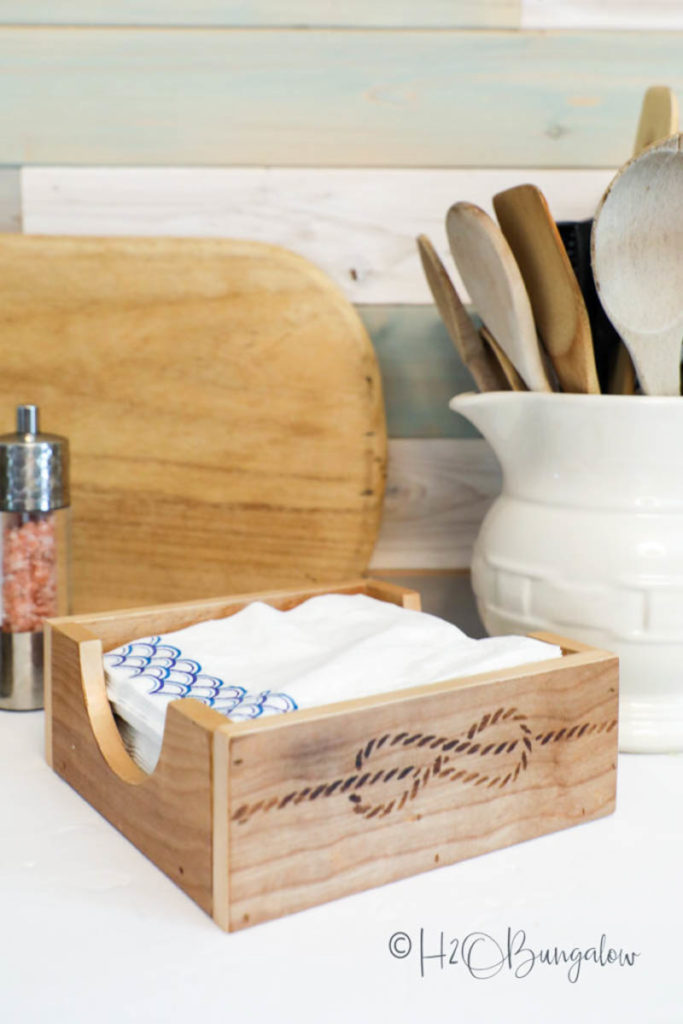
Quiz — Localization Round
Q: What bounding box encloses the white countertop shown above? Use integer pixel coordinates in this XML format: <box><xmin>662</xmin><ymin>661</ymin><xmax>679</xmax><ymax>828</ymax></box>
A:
<box><xmin>1</xmin><ymin>711</ymin><xmax>682</xmax><ymax>1022</ymax></box>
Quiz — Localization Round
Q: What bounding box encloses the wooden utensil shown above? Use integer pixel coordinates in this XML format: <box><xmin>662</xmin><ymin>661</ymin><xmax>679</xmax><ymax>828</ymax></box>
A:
<box><xmin>0</xmin><ymin>234</ymin><xmax>387</xmax><ymax>611</ymax></box>
<box><xmin>633</xmin><ymin>85</ymin><xmax>678</xmax><ymax>157</ymax></box>
<box><xmin>600</xmin><ymin>84</ymin><xmax>681</xmax><ymax>395</ymax></box>
<box><xmin>556</xmin><ymin>218</ymin><xmax>630</xmax><ymax>394</ymax></box>
<box><xmin>493</xmin><ymin>184</ymin><xmax>600</xmax><ymax>394</ymax></box>
<box><xmin>592</xmin><ymin>133</ymin><xmax>683</xmax><ymax>396</ymax></box>
<box><xmin>479</xmin><ymin>324</ymin><xmax>527</xmax><ymax>391</ymax></box>
<box><xmin>416</xmin><ymin>234</ymin><xmax>508</xmax><ymax>391</ymax></box>
<box><xmin>555</xmin><ymin>87</ymin><xmax>680</xmax><ymax>396</ymax></box>
<box><xmin>446</xmin><ymin>202</ymin><xmax>552</xmax><ymax>392</ymax></box>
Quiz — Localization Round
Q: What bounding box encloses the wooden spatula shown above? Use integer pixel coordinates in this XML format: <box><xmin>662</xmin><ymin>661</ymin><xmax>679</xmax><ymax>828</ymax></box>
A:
<box><xmin>633</xmin><ymin>86</ymin><xmax>678</xmax><ymax>156</ymax></box>
<box><xmin>416</xmin><ymin>234</ymin><xmax>508</xmax><ymax>391</ymax></box>
<box><xmin>493</xmin><ymin>184</ymin><xmax>600</xmax><ymax>394</ymax></box>
<box><xmin>446</xmin><ymin>202</ymin><xmax>552</xmax><ymax>392</ymax></box>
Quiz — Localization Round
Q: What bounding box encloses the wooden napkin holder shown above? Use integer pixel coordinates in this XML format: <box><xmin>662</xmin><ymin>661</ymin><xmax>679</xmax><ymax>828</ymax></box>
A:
<box><xmin>45</xmin><ymin>578</ymin><xmax>618</xmax><ymax>931</ymax></box>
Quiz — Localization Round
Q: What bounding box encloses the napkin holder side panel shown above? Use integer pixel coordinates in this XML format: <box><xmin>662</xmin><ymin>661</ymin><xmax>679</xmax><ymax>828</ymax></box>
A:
<box><xmin>45</xmin><ymin>578</ymin><xmax>619</xmax><ymax>931</ymax></box>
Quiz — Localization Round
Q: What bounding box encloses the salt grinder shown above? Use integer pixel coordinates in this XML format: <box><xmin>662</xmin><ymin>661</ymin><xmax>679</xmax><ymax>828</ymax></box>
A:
<box><xmin>0</xmin><ymin>405</ymin><xmax>71</xmax><ymax>710</ymax></box>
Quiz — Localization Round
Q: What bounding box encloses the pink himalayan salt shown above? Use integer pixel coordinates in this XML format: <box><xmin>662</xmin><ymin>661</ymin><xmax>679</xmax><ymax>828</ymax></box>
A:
<box><xmin>2</xmin><ymin>516</ymin><xmax>58</xmax><ymax>633</ymax></box>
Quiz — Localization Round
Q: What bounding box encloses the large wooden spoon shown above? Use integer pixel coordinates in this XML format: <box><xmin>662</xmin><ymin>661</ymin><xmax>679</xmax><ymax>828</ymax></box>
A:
<box><xmin>493</xmin><ymin>184</ymin><xmax>600</xmax><ymax>393</ymax></box>
<box><xmin>416</xmin><ymin>234</ymin><xmax>508</xmax><ymax>391</ymax></box>
<box><xmin>446</xmin><ymin>202</ymin><xmax>552</xmax><ymax>392</ymax></box>
<box><xmin>592</xmin><ymin>133</ymin><xmax>683</xmax><ymax>396</ymax></box>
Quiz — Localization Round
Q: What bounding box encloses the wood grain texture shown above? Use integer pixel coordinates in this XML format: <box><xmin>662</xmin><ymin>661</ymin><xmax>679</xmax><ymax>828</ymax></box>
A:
<box><xmin>45</xmin><ymin>579</ymin><xmax>421</xmax><ymax>926</ymax></box>
<box><xmin>479</xmin><ymin>324</ymin><xmax>528</xmax><ymax>392</ymax></box>
<box><xmin>0</xmin><ymin>234</ymin><xmax>386</xmax><ymax>612</ymax></box>
<box><xmin>370</xmin><ymin>439</ymin><xmax>502</xmax><ymax>570</ymax></box>
<box><xmin>226</xmin><ymin>637</ymin><xmax>618</xmax><ymax>929</ymax></box>
<box><xmin>446</xmin><ymin>202</ymin><xmax>552</xmax><ymax>392</ymax></box>
<box><xmin>0</xmin><ymin>1</ymin><xmax>519</xmax><ymax>28</ymax></box>
<box><xmin>21</xmin><ymin>166</ymin><xmax>615</xmax><ymax>303</ymax></box>
<box><xmin>3</xmin><ymin>30</ymin><xmax>683</xmax><ymax>167</ymax></box>
<box><xmin>19</xmin><ymin>173</ymin><xmax>522</xmax><ymax>567</ymax></box>
<box><xmin>492</xmin><ymin>184</ymin><xmax>599</xmax><ymax>394</ymax></box>
<box><xmin>46</xmin><ymin>618</ymin><xmax>226</xmax><ymax>914</ymax></box>
<box><xmin>211</xmin><ymin>725</ymin><xmax>231</xmax><ymax>931</ymax></box>
<box><xmin>417</xmin><ymin>235</ymin><xmax>508</xmax><ymax>393</ymax></box>
<box><xmin>46</xmin><ymin>581</ymin><xmax>618</xmax><ymax>931</ymax></box>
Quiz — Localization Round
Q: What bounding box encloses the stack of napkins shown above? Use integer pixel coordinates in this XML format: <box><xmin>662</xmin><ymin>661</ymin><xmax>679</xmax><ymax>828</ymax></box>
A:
<box><xmin>104</xmin><ymin>593</ymin><xmax>561</xmax><ymax>772</ymax></box>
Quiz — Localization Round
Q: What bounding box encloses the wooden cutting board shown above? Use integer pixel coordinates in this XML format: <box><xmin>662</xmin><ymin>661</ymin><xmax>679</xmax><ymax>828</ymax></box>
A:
<box><xmin>0</xmin><ymin>235</ymin><xmax>386</xmax><ymax>612</ymax></box>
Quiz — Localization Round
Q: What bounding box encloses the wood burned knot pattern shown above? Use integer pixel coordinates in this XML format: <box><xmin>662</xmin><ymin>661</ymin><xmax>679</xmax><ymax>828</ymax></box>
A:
<box><xmin>231</xmin><ymin>706</ymin><xmax>617</xmax><ymax>826</ymax></box>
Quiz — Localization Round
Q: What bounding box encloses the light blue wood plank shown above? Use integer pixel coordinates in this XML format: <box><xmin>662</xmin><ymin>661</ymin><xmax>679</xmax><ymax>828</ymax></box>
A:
<box><xmin>359</xmin><ymin>306</ymin><xmax>480</xmax><ymax>439</ymax></box>
<box><xmin>0</xmin><ymin>29</ymin><xmax>681</xmax><ymax>167</ymax></box>
<box><xmin>0</xmin><ymin>1</ymin><xmax>518</xmax><ymax>28</ymax></box>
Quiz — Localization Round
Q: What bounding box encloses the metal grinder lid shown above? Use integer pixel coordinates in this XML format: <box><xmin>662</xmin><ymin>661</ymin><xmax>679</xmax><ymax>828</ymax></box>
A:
<box><xmin>0</xmin><ymin>405</ymin><xmax>70</xmax><ymax>512</ymax></box>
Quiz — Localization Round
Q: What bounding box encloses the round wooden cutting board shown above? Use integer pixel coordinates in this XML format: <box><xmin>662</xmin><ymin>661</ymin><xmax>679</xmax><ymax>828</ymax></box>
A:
<box><xmin>0</xmin><ymin>235</ymin><xmax>386</xmax><ymax>612</ymax></box>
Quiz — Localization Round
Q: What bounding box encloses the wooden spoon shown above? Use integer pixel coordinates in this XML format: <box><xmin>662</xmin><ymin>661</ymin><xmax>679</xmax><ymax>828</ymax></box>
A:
<box><xmin>479</xmin><ymin>323</ymin><xmax>527</xmax><ymax>391</ymax></box>
<box><xmin>416</xmin><ymin>234</ymin><xmax>508</xmax><ymax>391</ymax></box>
<box><xmin>446</xmin><ymin>202</ymin><xmax>552</xmax><ymax>392</ymax></box>
<box><xmin>493</xmin><ymin>184</ymin><xmax>600</xmax><ymax>393</ymax></box>
<box><xmin>592</xmin><ymin>133</ymin><xmax>683</xmax><ymax>396</ymax></box>
<box><xmin>633</xmin><ymin>86</ymin><xmax>678</xmax><ymax>157</ymax></box>
<box><xmin>603</xmin><ymin>85</ymin><xmax>680</xmax><ymax>395</ymax></box>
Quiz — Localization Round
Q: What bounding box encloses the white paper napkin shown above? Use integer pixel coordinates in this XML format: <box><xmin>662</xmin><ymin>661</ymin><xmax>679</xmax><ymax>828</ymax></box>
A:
<box><xmin>104</xmin><ymin>593</ymin><xmax>561</xmax><ymax>772</ymax></box>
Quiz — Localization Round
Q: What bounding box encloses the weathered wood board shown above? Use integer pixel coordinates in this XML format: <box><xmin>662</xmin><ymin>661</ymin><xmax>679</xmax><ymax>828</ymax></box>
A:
<box><xmin>0</xmin><ymin>234</ymin><xmax>386</xmax><ymax>611</ymax></box>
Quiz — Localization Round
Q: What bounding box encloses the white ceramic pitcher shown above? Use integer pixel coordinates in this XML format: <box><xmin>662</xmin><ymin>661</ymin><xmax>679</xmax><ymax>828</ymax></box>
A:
<box><xmin>451</xmin><ymin>390</ymin><xmax>683</xmax><ymax>753</ymax></box>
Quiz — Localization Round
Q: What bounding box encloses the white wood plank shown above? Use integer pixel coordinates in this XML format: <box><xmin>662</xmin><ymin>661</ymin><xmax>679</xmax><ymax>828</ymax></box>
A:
<box><xmin>370</xmin><ymin>438</ymin><xmax>502</xmax><ymax>571</ymax></box>
<box><xmin>0</xmin><ymin>167</ymin><xmax>20</xmax><ymax>231</ymax></box>
<box><xmin>0</xmin><ymin>1</ymin><xmax>519</xmax><ymax>28</ymax></box>
<box><xmin>22</xmin><ymin>166</ymin><xmax>614</xmax><ymax>304</ymax></box>
<box><xmin>522</xmin><ymin>0</ymin><xmax>683</xmax><ymax>29</ymax></box>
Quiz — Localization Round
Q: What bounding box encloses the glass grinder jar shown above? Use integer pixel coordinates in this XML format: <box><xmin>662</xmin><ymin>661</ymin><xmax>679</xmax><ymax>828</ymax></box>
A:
<box><xmin>0</xmin><ymin>405</ymin><xmax>70</xmax><ymax>710</ymax></box>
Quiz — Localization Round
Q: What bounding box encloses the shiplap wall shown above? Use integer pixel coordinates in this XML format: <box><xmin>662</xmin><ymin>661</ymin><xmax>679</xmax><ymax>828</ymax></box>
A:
<box><xmin>1</xmin><ymin>2</ymin><xmax>681</xmax><ymax>582</ymax></box>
